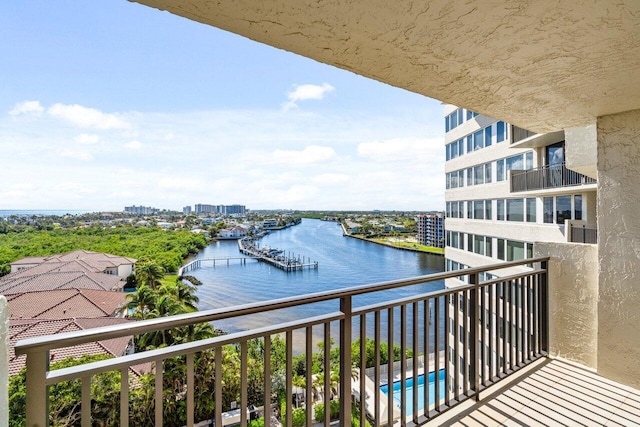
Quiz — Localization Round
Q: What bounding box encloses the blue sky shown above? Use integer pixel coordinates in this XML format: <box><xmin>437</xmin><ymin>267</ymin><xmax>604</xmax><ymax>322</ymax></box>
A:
<box><xmin>1</xmin><ymin>1</ymin><xmax>445</xmax><ymax>211</ymax></box>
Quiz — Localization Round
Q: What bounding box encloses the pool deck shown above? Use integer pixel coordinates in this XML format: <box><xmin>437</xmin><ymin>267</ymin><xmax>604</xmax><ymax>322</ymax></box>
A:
<box><xmin>424</xmin><ymin>357</ymin><xmax>640</xmax><ymax>426</ymax></box>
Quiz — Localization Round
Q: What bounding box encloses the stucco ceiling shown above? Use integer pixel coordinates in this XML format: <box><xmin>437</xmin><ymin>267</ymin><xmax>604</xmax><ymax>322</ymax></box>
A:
<box><xmin>133</xmin><ymin>0</ymin><xmax>640</xmax><ymax>133</ymax></box>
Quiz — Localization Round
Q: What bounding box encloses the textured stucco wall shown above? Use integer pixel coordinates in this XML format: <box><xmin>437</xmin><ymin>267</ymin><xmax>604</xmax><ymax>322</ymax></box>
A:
<box><xmin>0</xmin><ymin>296</ymin><xmax>8</xmax><ymax>427</ymax></box>
<box><xmin>597</xmin><ymin>109</ymin><xmax>640</xmax><ymax>389</ymax></box>
<box><xmin>534</xmin><ymin>242</ymin><xmax>598</xmax><ymax>369</ymax></box>
<box><xmin>134</xmin><ymin>0</ymin><xmax>640</xmax><ymax>133</ymax></box>
<box><xmin>566</xmin><ymin>124</ymin><xmax>598</xmax><ymax>179</ymax></box>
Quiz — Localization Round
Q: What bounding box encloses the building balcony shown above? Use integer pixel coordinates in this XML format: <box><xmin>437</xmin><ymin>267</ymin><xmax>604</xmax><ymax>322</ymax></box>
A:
<box><xmin>11</xmin><ymin>257</ymin><xmax>639</xmax><ymax>426</ymax></box>
<box><xmin>510</xmin><ymin>163</ymin><xmax>596</xmax><ymax>193</ymax></box>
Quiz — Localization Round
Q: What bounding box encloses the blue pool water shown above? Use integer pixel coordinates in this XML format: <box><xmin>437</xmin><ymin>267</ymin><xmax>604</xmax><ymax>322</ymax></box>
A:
<box><xmin>380</xmin><ymin>369</ymin><xmax>446</xmax><ymax>415</ymax></box>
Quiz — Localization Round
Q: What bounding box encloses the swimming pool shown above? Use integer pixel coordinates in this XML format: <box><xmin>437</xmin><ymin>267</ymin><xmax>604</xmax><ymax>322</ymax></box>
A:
<box><xmin>380</xmin><ymin>369</ymin><xmax>446</xmax><ymax>415</ymax></box>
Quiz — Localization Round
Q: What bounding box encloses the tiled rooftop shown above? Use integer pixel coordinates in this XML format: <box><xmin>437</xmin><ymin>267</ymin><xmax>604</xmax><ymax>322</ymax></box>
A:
<box><xmin>8</xmin><ymin>317</ymin><xmax>133</xmax><ymax>376</ymax></box>
<box><xmin>435</xmin><ymin>359</ymin><xmax>640</xmax><ymax>427</ymax></box>
<box><xmin>6</xmin><ymin>288</ymin><xmax>127</xmax><ymax>319</ymax></box>
<box><xmin>0</xmin><ymin>269</ymin><xmax>124</xmax><ymax>293</ymax></box>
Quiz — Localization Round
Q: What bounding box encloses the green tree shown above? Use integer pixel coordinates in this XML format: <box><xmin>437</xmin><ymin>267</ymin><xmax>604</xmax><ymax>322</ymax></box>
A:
<box><xmin>135</xmin><ymin>261</ymin><xmax>165</xmax><ymax>289</ymax></box>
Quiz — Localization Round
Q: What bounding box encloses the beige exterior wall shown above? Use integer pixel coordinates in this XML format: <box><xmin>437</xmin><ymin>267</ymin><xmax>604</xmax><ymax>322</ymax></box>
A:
<box><xmin>446</xmin><ymin>218</ymin><xmax>567</xmax><ymax>245</ymax></box>
<box><xmin>565</xmin><ymin>124</ymin><xmax>598</xmax><ymax>180</ymax></box>
<box><xmin>596</xmin><ymin>108</ymin><xmax>640</xmax><ymax>389</ymax></box>
<box><xmin>535</xmin><ymin>242</ymin><xmax>598</xmax><ymax>369</ymax></box>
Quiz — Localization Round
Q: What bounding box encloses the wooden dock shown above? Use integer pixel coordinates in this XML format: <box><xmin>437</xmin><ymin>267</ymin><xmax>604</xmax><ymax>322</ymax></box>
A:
<box><xmin>178</xmin><ymin>256</ymin><xmax>258</xmax><ymax>275</ymax></box>
<box><xmin>238</xmin><ymin>238</ymin><xmax>318</xmax><ymax>272</ymax></box>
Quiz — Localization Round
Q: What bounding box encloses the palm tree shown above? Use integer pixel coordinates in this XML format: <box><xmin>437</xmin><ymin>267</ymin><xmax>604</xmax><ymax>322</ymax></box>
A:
<box><xmin>123</xmin><ymin>285</ymin><xmax>158</xmax><ymax>320</ymax></box>
<box><xmin>135</xmin><ymin>261</ymin><xmax>165</xmax><ymax>290</ymax></box>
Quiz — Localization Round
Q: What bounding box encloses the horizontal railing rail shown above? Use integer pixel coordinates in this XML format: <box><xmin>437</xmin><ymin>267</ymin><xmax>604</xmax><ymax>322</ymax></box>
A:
<box><xmin>510</xmin><ymin>162</ymin><xmax>596</xmax><ymax>192</ymax></box>
<box><xmin>16</xmin><ymin>257</ymin><xmax>549</xmax><ymax>427</ymax></box>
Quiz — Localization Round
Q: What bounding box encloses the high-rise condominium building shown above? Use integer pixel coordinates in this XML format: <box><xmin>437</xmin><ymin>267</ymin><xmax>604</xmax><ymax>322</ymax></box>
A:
<box><xmin>443</xmin><ymin>104</ymin><xmax>597</xmax><ymax>286</ymax></box>
<box><xmin>416</xmin><ymin>213</ymin><xmax>445</xmax><ymax>248</ymax></box>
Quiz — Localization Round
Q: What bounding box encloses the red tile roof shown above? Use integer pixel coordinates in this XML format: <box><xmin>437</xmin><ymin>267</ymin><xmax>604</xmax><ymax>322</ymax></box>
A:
<box><xmin>9</xmin><ymin>317</ymin><xmax>134</xmax><ymax>376</ymax></box>
<box><xmin>6</xmin><ymin>289</ymin><xmax>127</xmax><ymax>319</ymax></box>
<box><xmin>0</xmin><ymin>269</ymin><xmax>124</xmax><ymax>293</ymax></box>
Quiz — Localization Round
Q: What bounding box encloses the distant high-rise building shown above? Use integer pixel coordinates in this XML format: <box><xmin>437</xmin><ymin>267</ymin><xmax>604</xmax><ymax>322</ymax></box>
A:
<box><xmin>194</xmin><ymin>204</ymin><xmax>217</xmax><ymax>214</ymax></box>
<box><xmin>183</xmin><ymin>206</ymin><xmax>192</xmax><ymax>215</ymax></box>
<box><xmin>416</xmin><ymin>213</ymin><xmax>445</xmax><ymax>248</ymax></box>
<box><xmin>225</xmin><ymin>204</ymin><xmax>246</xmax><ymax>215</ymax></box>
<box><xmin>124</xmin><ymin>205</ymin><xmax>157</xmax><ymax>215</ymax></box>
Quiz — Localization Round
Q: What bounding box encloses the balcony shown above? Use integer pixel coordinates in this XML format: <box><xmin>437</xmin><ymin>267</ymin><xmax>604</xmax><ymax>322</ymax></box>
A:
<box><xmin>510</xmin><ymin>126</ymin><xmax>537</xmax><ymax>144</ymax></box>
<box><xmin>15</xmin><ymin>259</ymin><xmax>551</xmax><ymax>426</ymax></box>
<box><xmin>510</xmin><ymin>163</ymin><xmax>597</xmax><ymax>193</ymax></box>
<box><xmin>569</xmin><ymin>225</ymin><xmax>598</xmax><ymax>244</ymax></box>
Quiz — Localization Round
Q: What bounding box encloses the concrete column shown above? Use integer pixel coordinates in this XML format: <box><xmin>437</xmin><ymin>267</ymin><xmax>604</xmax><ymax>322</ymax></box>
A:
<box><xmin>597</xmin><ymin>108</ymin><xmax>640</xmax><ymax>389</ymax></box>
<box><xmin>1</xmin><ymin>296</ymin><xmax>8</xmax><ymax>427</ymax></box>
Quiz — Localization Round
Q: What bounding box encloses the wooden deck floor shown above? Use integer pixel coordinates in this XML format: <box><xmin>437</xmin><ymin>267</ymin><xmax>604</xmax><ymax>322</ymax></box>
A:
<box><xmin>432</xmin><ymin>358</ymin><xmax>640</xmax><ymax>426</ymax></box>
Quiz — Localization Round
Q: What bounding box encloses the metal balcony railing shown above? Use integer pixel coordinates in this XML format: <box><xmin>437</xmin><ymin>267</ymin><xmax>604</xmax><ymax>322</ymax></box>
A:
<box><xmin>511</xmin><ymin>125</ymin><xmax>537</xmax><ymax>144</ymax></box>
<box><xmin>510</xmin><ymin>163</ymin><xmax>596</xmax><ymax>192</ymax></box>
<box><xmin>15</xmin><ymin>258</ymin><xmax>549</xmax><ymax>427</ymax></box>
<box><xmin>570</xmin><ymin>225</ymin><xmax>598</xmax><ymax>244</ymax></box>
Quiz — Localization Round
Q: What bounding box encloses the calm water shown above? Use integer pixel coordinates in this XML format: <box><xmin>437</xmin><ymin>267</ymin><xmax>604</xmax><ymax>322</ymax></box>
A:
<box><xmin>190</xmin><ymin>219</ymin><xmax>445</xmax><ymax>347</ymax></box>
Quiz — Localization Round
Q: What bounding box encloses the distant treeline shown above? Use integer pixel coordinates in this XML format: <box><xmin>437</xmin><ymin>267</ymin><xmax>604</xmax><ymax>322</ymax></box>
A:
<box><xmin>0</xmin><ymin>226</ymin><xmax>208</xmax><ymax>276</ymax></box>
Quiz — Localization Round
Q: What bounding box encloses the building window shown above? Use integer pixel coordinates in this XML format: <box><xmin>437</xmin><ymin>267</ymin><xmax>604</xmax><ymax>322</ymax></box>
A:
<box><xmin>574</xmin><ymin>195</ymin><xmax>583</xmax><ymax>220</ymax></box>
<box><xmin>507</xmin><ymin>198</ymin><xmax>524</xmax><ymax>222</ymax></box>
<box><xmin>497</xmin><ymin>199</ymin><xmax>505</xmax><ymax>221</ymax></box>
<box><xmin>543</xmin><ymin>197</ymin><xmax>554</xmax><ymax>223</ymax></box>
<box><xmin>506</xmin><ymin>154</ymin><xmax>524</xmax><ymax>171</ymax></box>
<box><xmin>486</xmin><ymin>237</ymin><xmax>493</xmax><ymax>258</ymax></box>
<box><xmin>474</xmin><ymin>234</ymin><xmax>485</xmax><ymax>255</ymax></box>
<box><xmin>474</xmin><ymin>130</ymin><xmax>484</xmax><ymax>150</ymax></box>
<box><xmin>497</xmin><ymin>158</ymin><xmax>505</xmax><ymax>181</ymax></box>
<box><xmin>527</xmin><ymin>243</ymin><xmax>534</xmax><ymax>259</ymax></box>
<box><xmin>485</xmin><ymin>200</ymin><xmax>493</xmax><ymax>220</ymax></box>
<box><xmin>556</xmin><ymin>195</ymin><xmax>571</xmax><ymax>224</ymax></box>
<box><xmin>467</xmin><ymin>168</ymin><xmax>473</xmax><ymax>186</ymax></box>
<box><xmin>474</xmin><ymin>165</ymin><xmax>484</xmax><ymax>185</ymax></box>
<box><xmin>474</xmin><ymin>200</ymin><xmax>485</xmax><ymax>219</ymax></box>
<box><xmin>485</xmin><ymin>163</ymin><xmax>492</xmax><ymax>183</ymax></box>
<box><xmin>526</xmin><ymin>198</ymin><xmax>537</xmax><ymax>223</ymax></box>
<box><xmin>497</xmin><ymin>121</ymin><xmax>506</xmax><ymax>142</ymax></box>
<box><xmin>497</xmin><ymin>239</ymin><xmax>505</xmax><ymax>260</ymax></box>
<box><xmin>507</xmin><ymin>240</ymin><xmax>525</xmax><ymax>261</ymax></box>
<box><xmin>485</xmin><ymin>125</ymin><xmax>492</xmax><ymax>147</ymax></box>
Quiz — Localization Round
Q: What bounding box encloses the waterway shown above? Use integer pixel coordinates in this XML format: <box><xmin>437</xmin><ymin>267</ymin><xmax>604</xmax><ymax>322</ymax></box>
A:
<box><xmin>189</xmin><ymin>218</ymin><xmax>445</xmax><ymax>348</ymax></box>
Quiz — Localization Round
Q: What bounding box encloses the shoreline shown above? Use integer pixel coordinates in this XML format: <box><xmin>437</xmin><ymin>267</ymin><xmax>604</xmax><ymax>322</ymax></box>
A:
<box><xmin>340</xmin><ymin>222</ymin><xmax>444</xmax><ymax>256</ymax></box>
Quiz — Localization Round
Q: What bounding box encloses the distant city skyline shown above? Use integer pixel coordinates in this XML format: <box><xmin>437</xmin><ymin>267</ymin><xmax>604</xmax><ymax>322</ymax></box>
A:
<box><xmin>1</xmin><ymin>1</ymin><xmax>445</xmax><ymax>211</ymax></box>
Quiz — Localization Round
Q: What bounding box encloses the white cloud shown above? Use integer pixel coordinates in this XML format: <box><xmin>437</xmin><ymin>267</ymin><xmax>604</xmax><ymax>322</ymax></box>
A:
<box><xmin>272</xmin><ymin>145</ymin><xmax>337</xmax><ymax>166</ymax></box>
<box><xmin>60</xmin><ymin>149</ymin><xmax>94</xmax><ymax>161</ymax></box>
<box><xmin>283</xmin><ymin>83</ymin><xmax>335</xmax><ymax>110</ymax></box>
<box><xmin>157</xmin><ymin>177</ymin><xmax>202</xmax><ymax>190</ymax></box>
<box><xmin>75</xmin><ymin>133</ymin><xmax>100</xmax><ymax>144</ymax></box>
<box><xmin>124</xmin><ymin>140</ymin><xmax>142</xmax><ymax>150</ymax></box>
<box><xmin>310</xmin><ymin>173</ymin><xmax>350</xmax><ymax>186</ymax></box>
<box><xmin>357</xmin><ymin>137</ymin><xmax>443</xmax><ymax>162</ymax></box>
<box><xmin>9</xmin><ymin>100</ymin><xmax>44</xmax><ymax>116</ymax></box>
<box><xmin>49</xmin><ymin>103</ymin><xmax>130</xmax><ymax>130</ymax></box>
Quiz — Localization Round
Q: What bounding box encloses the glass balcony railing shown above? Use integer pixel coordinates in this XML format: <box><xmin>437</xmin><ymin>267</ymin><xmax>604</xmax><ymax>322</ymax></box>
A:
<box><xmin>510</xmin><ymin>163</ymin><xmax>596</xmax><ymax>193</ymax></box>
<box><xmin>15</xmin><ymin>258</ymin><xmax>549</xmax><ymax>427</ymax></box>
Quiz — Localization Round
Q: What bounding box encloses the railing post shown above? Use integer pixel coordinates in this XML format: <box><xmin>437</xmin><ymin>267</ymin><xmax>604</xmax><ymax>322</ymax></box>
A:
<box><xmin>540</xmin><ymin>260</ymin><xmax>549</xmax><ymax>353</ymax></box>
<box><xmin>339</xmin><ymin>296</ymin><xmax>352</xmax><ymax>423</ymax></box>
<box><xmin>469</xmin><ymin>272</ymin><xmax>481</xmax><ymax>401</ymax></box>
<box><xmin>582</xmin><ymin>225</ymin><xmax>586</xmax><ymax>244</ymax></box>
<box><xmin>25</xmin><ymin>350</ymin><xmax>49</xmax><ymax>427</ymax></box>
